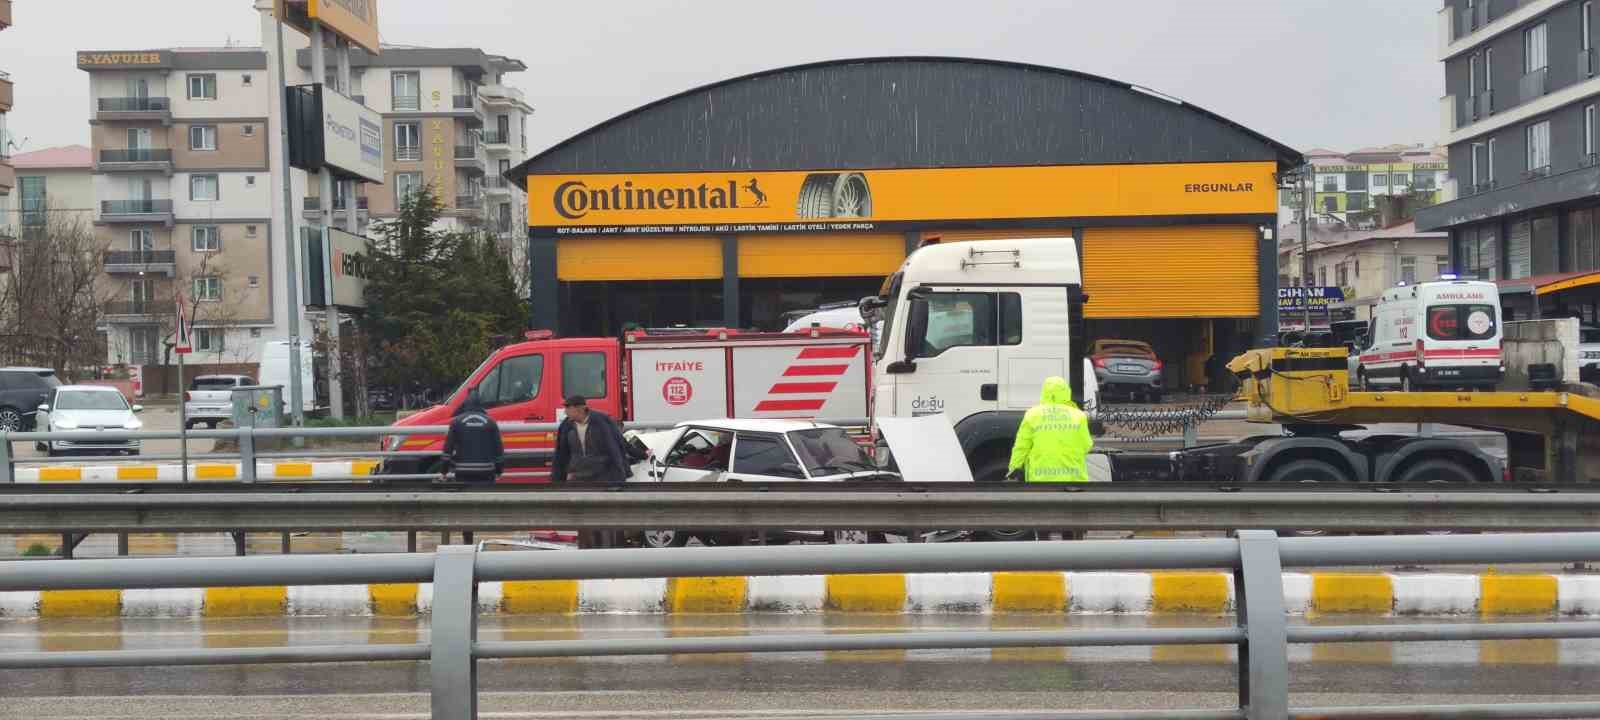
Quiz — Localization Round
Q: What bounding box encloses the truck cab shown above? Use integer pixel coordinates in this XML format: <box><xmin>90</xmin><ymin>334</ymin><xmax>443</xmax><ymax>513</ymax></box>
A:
<box><xmin>867</xmin><ymin>238</ymin><xmax>1087</xmax><ymax>482</ymax></box>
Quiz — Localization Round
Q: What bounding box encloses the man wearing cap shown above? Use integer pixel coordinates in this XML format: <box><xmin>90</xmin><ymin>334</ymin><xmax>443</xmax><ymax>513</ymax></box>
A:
<box><xmin>550</xmin><ymin>395</ymin><xmax>630</xmax><ymax>484</ymax></box>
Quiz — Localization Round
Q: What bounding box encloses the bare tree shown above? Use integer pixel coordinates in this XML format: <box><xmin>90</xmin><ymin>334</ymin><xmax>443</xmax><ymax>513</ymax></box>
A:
<box><xmin>0</xmin><ymin>205</ymin><xmax>113</xmax><ymax>378</ymax></box>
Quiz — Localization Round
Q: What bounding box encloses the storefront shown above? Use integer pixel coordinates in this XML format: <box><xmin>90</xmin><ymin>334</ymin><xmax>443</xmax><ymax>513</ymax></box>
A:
<box><xmin>512</xmin><ymin>58</ymin><xmax>1302</xmax><ymax>388</ymax></box>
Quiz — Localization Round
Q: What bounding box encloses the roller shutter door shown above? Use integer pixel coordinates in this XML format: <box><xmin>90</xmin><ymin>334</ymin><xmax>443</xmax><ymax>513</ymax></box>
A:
<box><xmin>738</xmin><ymin>233</ymin><xmax>903</xmax><ymax>278</ymax></box>
<box><xmin>926</xmin><ymin>229</ymin><xmax>1073</xmax><ymax>242</ymax></box>
<box><xmin>557</xmin><ymin>235</ymin><xmax>721</xmax><ymax>281</ymax></box>
<box><xmin>1082</xmin><ymin>226</ymin><xmax>1259</xmax><ymax>318</ymax></box>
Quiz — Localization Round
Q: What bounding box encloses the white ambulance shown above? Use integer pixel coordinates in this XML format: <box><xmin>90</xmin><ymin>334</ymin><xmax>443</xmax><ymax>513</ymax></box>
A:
<box><xmin>1356</xmin><ymin>277</ymin><xmax>1504</xmax><ymax>391</ymax></box>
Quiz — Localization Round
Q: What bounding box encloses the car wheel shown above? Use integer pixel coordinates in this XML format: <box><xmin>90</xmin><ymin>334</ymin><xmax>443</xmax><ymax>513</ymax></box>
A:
<box><xmin>640</xmin><ymin>530</ymin><xmax>689</xmax><ymax>548</ymax></box>
<box><xmin>0</xmin><ymin>407</ymin><xmax>22</xmax><ymax>432</ymax></box>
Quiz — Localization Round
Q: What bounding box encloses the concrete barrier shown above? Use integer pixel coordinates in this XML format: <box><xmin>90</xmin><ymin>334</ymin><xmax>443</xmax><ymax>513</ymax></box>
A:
<box><xmin>3</xmin><ymin>571</ymin><xmax>1595</xmax><ymax>619</ymax></box>
<box><xmin>12</xmin><ymin>460</ymin><xmax>380</xmax><ymax>483</ymax></box>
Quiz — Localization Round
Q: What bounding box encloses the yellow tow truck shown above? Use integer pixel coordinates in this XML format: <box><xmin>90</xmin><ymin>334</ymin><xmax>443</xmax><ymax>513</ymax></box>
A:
<box><xmin>1221</xmin><ymin>346</ymin><xmax>1600</xmax><ymax>483</ymax></box>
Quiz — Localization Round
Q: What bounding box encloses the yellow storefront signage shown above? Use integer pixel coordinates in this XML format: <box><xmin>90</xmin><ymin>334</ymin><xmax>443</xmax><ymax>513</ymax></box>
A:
<box><xmin>275</xmin><ymin>0</ymin><xmax>381</xmax><ymax>54</ymax></box>
<box><xmin>528</xmin><ymin>162</ymin><xmax>1277</xmax><ymax>234</ymax></box>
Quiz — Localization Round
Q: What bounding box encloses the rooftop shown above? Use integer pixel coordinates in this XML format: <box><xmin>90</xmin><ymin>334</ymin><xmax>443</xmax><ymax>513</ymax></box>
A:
<box><xmin>12</xmin><ymin>145</ymin><xmax>92</xmax><ymax>169</ymax></box>
<box><xmin>1279</xmin><ymin>221</ymin><xmax>1447</xmax><ymax>254</ymax></box>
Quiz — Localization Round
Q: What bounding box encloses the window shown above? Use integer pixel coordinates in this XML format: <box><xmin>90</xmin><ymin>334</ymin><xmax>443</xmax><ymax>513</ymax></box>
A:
<box><xmin>1392</xmin><ymin>173</ymin><xmax>1410</xmax><ymax>187</ymax></box>
<box><xmin>246</xmin><ymin>225</ymin><xmax>258</xmax><ymax>237</ymax></box>
<box><xmin>18</xmin><ymin>176</ymin><xmax>45</xmax><ymax>225</ymax></box>
<box><xmin>732</xmin><ymin>434</ymin><xmax>802</xmax><ymax>478</ymax></box>
<box><xmin>790</xmin><ymin>427</ymin><xmax>877</xmax><ymax>477</ymax></box>
<box><xmin>242</xmin><ymin>124</ymin><xmax>255</xmax><ymax>137</ymax></box>
<box><xmin>498</xmin><ymin>203</ymin><xmax>513</xmax><ymax>233</ymax></box>
<box><xmin>188</xmin><ymin>125</ymin><xmax>216</xmax><ymax>151</ymax></box>
<box><xmin>395</xmin><ymin>172</ymin><xmax>422</xmax><ymax>205</ymax></box>
<box><xmin>391</xmin><ymin>71</ymin><xmax>420</xmax><ymax>111</ymax></box>
<box><xmin>242</xmin><ymin>73</ymin><xmax>253</xmax><ymax>87</ymax></box>
<box><xmin>394</xmin><ymin>122</ymin><xmax>421</xmax><ymax>161</ymax></box>
<box><xmin>190</xmin><ymin>174</ymin><xmax>219</xmax><ymax>201</ymax></box>
<box><xmin>1373</xmin><ymin>174</ymin><xmax>1389</xmax><ymax>186</ymax></box>
<box><xmin>194</xmin><ymin>328</ymin><xmax>224</xmax><ymax>353</ymax></box>
<box><xmin>248</xmin><ymin>275</ymin><xmax>260</xmax><ymax>289</ymax></box>
<box><xmin>1525</xmin><ymin>23</ymin><xmax>1548</xmax><ymax>72</ymax></box>
<box><xmin>1485</xmin><ymin>47</ymin><xmax>1495</xmax><ymax>91</ymax></box>
<box><xmin>1318</xmin><ymin>266</ymin><xmax>1327</xmax><ymax>286</ymax></box>
<box><xmin>561</xmin><ymin>352</ymin><xmax>607</xmax><ymax>399</ymax></box>
<box><xmin>1587</xmin><ymin>105</ymin><xmax>1597</xmax><ymax>158</ymax></box>
<box><xmin>1527</xmin><ymin>120</ymin><xmax>1551</xmax><ymax>173</ymax></box>
<box><xmin>1487</xmin><ymin>137</ymin><xmax>1497</xmax><ymax>181</ymax></box>
<box><xmin>1337</xmin><ymin>263</ymin><xmax>1349</xmax><ymax>287</ymax></box>
<box><xmin>665</xmin><ymin>429</ymin><xmax>731</xmax><ymax>470</ymax></box>
<box><xmin>1470</xmin><ymin>53</ymin><xmax>1480</xmax><ymax>95</ymax></box>
<box><xmin>191</xmin><ymin>225</ymin><xmax>220</xmax><ymax>252</ymax></box>
<box><xmin>1437</xmin><ymin>255</ymin><xmax>1450</xmax><ymax>278</ymax></box>
<box><xmin>1427</xmin><ymin>304</ymin><xmax>1497</xmax><ymax>341</ymax></box>
<box><xmin>1400</xmin><ymin>256</ymin><xmax>1417</xmax><ymax>284</ymax></box>
<box><xmin>193</xmin><ymin>276</ymin><xmax>222</xmax><ymax>302</ymax></box>
<box><xmin>131</xmin><ymin>278</ymin><xmax>153</xmax><ymax>304</ymax></box>
<box><xmin>1321</xmin><ymin>175</ymin><xmax>1338</xmax><ymax>192</ymax></box>
<box><xmin>908</xmin><ymin>292</ymin><xmax>1023</xmax><ymax>357</ymax></box>
<box><xmin>1587</xmin><ymin>2</ymin><xmax>1594</xmax><ymax>51</ymax></box>
<box><xmin>129</xmin><ymin>228</ymin><xmax>153</xmax><ymax>251</ymax></box>
<box><xmin>476</xmin><ymin>354</ymin><xmax>543</xmax><ymax>407</ymax></box>
<box><xmin>187</xmin><ymin>73</ymin><xmax>217</xmax><ymax>100</ymax></box>
<box><xmin>1354</xmin><ymin>258</ymin><xmax>1361</xmax><ymax>278</ymax></box>
<box><xmin>1348</xmin><ymin>192</ymin><xmax>1370</xmax><ymax>211</ymax></box>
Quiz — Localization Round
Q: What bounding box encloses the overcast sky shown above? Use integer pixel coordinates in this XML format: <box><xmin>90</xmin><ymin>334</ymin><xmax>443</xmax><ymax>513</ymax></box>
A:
<box><xmin>2</xmin><ymin>0</ymin><xmax>1440</xmax><ymax>157</ymax></box>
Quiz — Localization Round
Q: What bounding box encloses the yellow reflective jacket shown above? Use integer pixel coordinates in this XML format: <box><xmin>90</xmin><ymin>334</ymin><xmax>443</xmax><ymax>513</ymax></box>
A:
<box><xmin>1007</xmin><ymin>376</ymin><xmax>1093</xmax><ymax>483</ymax></box>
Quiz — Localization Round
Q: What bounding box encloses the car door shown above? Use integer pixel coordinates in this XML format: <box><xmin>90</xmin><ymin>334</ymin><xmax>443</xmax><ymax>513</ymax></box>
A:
<box><xmin>657</xmin><ymin>428</ymin><xmax>731</xmax><ymax>482</ymax></box>
<box><xmin>556</xmin><ymin>349</ymin><xmax>618</xmax><ymax>422</ymax></box>
<box><xmin>891</xmin><ymin>290</ymin><xmax>1001</xmax><ymax>423</ymax></box>
<box><xmin>725</xmin><ymin>431</ymin><xmax>806</xmax><ymax>481</ymax></box>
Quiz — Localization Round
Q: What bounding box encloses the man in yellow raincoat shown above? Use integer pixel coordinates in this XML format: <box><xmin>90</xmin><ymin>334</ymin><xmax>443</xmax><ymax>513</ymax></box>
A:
<box><xmin>1007</xmin><ymin>375</ymin><xmax>1093</xmax><ymax>483</ymax></box>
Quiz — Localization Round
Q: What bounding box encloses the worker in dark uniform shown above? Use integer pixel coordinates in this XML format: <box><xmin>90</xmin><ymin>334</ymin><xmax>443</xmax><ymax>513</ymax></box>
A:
<box><xmin>441</xmin><ymin>390</ymin><xmax>503</xmax><ymax>484</ymax></box>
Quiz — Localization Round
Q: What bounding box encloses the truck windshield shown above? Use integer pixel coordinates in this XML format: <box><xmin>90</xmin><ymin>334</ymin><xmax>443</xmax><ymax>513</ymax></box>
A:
<box><xmin>789</xmin><ymin>427</ymin><xmax>876</xmax><ymax>476</ymax></box>
<box><xmin>447</xmin><ymin>354</ymin><xmax>497</xmax><ymax>406</ymax></box>
<box><xmin>873</xmin><ymin>271</ymin><xmax>903</xmax><ymax>361</ymax></box>
<box><xmin>1426</xmin><ymin>304</ymin><xmax>1497</xmax><ymax>341</ymax></box>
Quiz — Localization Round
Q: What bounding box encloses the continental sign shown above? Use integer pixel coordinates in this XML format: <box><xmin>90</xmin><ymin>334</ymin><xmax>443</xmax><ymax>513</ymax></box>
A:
<box><xmin>276</xmin><ymin>0</ymin><xmax>380</xmax><ymax>54</ymax></box>
<box><xmin>77</xmin><ymin>51</ymin><xmax>172</xmax><ymax>70</ymax></box>
<box><xmin>527</xmin><ymin>162</ymin><xmax>1277</xmax><ymax>234</ymax></box>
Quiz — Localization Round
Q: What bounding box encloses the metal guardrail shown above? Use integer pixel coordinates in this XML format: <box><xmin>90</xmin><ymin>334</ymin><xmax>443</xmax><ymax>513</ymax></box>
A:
<box><xmin>4</xmin><ymin>532</ymin><xmax>1600</xmax><ymax>720</ymax></box>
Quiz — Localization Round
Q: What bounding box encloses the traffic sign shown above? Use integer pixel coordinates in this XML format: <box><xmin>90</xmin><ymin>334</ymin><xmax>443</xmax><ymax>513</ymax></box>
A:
<box><xmin>174</xmin><ymin>292</ymin><xmax>192</xmax><ymax>355</ymax></box>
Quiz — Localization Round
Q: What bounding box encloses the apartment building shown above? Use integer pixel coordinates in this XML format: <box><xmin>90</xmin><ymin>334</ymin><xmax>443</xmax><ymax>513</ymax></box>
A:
<box><xmin>0</xmin><ymin>0</ymin><xmax>15</xmax><ymax>270</ymax></box>
<box><xmin>1280</xmin><ymin>145</ymin><xmax>1450</xmax><ymax>230</ymax></box>
<box><xmin>78</xmin><ymin>5</ymin><xmax>531</xmax><ymax>366</ymax></box>
<box><xmin>1418</xmin><ymin>0</ymin><xmax>1600</xmax><ymax>322</ymax></box>
<box><xmin>8</xmin><ymin>145</ymin><xmax>94</xmax><ymax>228</ymax></box>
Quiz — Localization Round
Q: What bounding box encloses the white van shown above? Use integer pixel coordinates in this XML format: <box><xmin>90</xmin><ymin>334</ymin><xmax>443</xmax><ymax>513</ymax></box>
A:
<box><xmin>258</xmin><ymin>340</ymin><xmax>317</xmax><ymax>415</ymax></box>
<box><xmin>1356</xmin><ymin>278</ymin><xmax>1504</xmax><ymax>391</ymax></box>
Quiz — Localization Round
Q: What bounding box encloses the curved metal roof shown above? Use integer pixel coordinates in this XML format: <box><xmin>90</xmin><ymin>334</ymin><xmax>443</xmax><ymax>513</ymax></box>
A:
<box><xmin>510</xmin><ymin>56</ymin><xmax>1303</xmax><ymax>186</ymax></box>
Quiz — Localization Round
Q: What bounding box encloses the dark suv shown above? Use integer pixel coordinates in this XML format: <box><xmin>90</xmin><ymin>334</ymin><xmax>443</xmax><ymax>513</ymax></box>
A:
<box><xmin>0</xmin><ymin>367</ymin><xmax>61</xmax><ymax>431</ymax></box>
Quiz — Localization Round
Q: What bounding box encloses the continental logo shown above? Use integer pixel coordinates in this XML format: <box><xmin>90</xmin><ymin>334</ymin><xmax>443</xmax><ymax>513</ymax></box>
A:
<box><xmin>552</xmin><ymin>172</ymin><xmax>873</xmax><ymax>220</ymax></box>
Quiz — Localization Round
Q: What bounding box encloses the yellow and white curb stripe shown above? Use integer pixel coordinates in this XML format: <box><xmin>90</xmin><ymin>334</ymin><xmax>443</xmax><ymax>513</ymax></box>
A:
<box><xmin>3</xmin><ymin>572</ymin><xmax>1597</xmax><ymax>619</ymax></box>
<box><xmin>13</xmin><ymin>460</ymin><xmax>380</xmax><ymax>483</ymax></box>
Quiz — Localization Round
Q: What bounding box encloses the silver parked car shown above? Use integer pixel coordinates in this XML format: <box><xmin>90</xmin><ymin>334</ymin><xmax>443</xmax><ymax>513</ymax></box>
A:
<box><xmin>1089</xmin><ymin>339</ymin><xmax>1165</xmax><ymax>402</ymax></box>
<box><xmin>35</xmin><ymin>385</ymin><xmax>144</xmax><ymax>457</ymax></box>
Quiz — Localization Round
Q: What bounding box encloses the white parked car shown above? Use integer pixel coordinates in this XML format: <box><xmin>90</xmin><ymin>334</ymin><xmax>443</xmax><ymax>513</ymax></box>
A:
<box><xmin>35</xmin><ymin>385</ymin><xmax>144</xmax><ymax>456</ymax></box>
<box><xmin>625</xmin><ymin>418</ymin><xmax>902</xmax><ymax>547</ymax></box>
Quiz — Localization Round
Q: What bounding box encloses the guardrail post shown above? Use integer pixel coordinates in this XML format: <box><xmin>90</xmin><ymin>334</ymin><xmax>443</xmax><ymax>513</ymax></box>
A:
<box><xmin>0</xmin><ymin>431</ymin><xmax>12</xmax><ymax>483</ymax></box>
<box><xmin>239</xmin><ymin>426</ymin><xmax>257</xmax><ymax>483</ymax></box>
<box><xmin>1233</xmin><ymin>529</ymin><xmax>1288</xmax><ymax>720</ymax></box>
<box><xmin>431</xmin><ymin>544</ymin><xmax>479</xmax><ymax>720</ymax></box>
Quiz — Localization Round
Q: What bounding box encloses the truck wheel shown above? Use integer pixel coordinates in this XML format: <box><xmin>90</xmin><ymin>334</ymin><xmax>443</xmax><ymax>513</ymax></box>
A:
<box><xmin>1396</xmin><ymin>459</ymin><xmax>1477</xmax><ymax>484</ymax></box>
<box><xmin>640</xmin><ymin>530</ymin><xmax>689</xmax><ymax>548</ymax></box>
<box><xmin>1265</xmin><ymin>459</ymin><xmax>1345</xmax><ymax>482</ymax></box>
<box><xmin>980</xmin><ymin>529</ymin><xmax>1039</xmax><ymax>542</ymax></box>
<box><xmin>796</xmin><ymin>173</ymin><xmax>839</xmax><ymax>217</ymax></box>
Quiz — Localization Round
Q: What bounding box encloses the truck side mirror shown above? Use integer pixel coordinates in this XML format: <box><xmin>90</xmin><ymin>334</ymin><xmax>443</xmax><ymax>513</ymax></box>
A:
<box><xmin>903</xmin><ymin>294</ymin><xmax>930</xmax><ymax>361</ymax></box>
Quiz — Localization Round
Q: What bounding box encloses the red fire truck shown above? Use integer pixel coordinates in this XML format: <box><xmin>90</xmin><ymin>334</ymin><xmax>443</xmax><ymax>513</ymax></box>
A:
<box><xmin>382</xmin><ymin>327</ymin><xmax>872</xmax><ymax>481</ymax></box>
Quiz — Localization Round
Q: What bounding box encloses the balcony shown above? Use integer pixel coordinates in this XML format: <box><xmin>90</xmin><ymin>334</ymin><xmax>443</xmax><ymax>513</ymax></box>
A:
<box><xmin>302</xmin><ymin>196</ymin><xmax>369</xmax><ymax>217</ymax></box>
<box><xmin>97</xmin><ymin>148</ymin><xmax>172</xmax><ymax>174</ymax></box>
<box><xmin>481</xmin><ymin>130</ymin><xmax>510</xmax><ymax>149</ymax></box>
<box><xmin>455</xmin><ymin>194</ymin><xmax>483</xmax><ymax>210</ymax></box>
<box><xmin>99</xmin><ymin>199</ymin><xmax>173</xmax><ymax>225</ymax></box>
<box><xmin>95</xmin><ymin>96</ymin><xmax>172</xmax><ymax>124</ymax></box>
<box><xmin>103</xmin><ymin>301</ymin><xmax>168</xmax><ymax>321</ymax></box>
<box><xmin>454</xmin><ymin>144</ymin><xmax>484</xmax><ymax>173</ymax></box>
<box><xmin>395</xmin><ymin>146</ymin><xmax>422</xmax><ymax>162</ymax></box>
<box><xmin>478</xmin><ymin>83</ymin><xmax>526</xmax><ymax>109</ymax></box>
<box><xmin>1476</xmin><ymin>90</ymin><xmax>1494</xmax><ymax>119</ymax></box>
<box><xmin>392</xmin><ymin>95</ymin><xmax>421</xmax><ymax>112</ymax></box>
<box><xmin>1520</xmin><ymin>67</ymin><xmax>1548</xmax><ymax>104</ymax></box>
<box><xmin>0</xmin><ymin>71</ymin><xmax>11</xmax><ymax>113</ymax></box>
<box><xmin>1583</xmin><ymin>48</ymin><xmax>1597</xmax><ymax>80</ymax></box>
<box><xmin>103</xmin><ymin>250</ymin><xmax>175</xmax><ymax>276</ymax></box>
<box><xmin>484</xmin><ymin>175</ymin><xmax>514</xmax><ymax>195</ymax></box>
<box><xmin>1523</xmin><ymin>165</ymin><xmax>1552</xmax><ymax>181</ymax></box>
<box><xmin>450</xmin><ymin>93</ymin><xmax>483</xmax><ymax>125</ymax></box>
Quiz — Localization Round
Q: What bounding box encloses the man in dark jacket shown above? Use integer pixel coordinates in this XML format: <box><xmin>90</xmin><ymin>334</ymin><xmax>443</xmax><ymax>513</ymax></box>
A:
<box><xmin>550</xmin><ymin>395</ymin><xmax>629</xmax><ymax>484</ymax></box>
<box><xmin>441</xmin><ymin>391</ymin><xmax>503</xmax><ymax>483</ymax></box>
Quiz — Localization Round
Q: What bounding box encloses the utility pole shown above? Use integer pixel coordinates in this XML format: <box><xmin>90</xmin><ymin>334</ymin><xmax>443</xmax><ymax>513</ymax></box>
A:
<box><xmin>1300</xmin><ymin>163</ymin><xmax>1313</xmax><ymax>333</ymax></box>
<box><xmin>273</xmin><ymin>9</ymin><xmax>305</xmax><ymax>427</ymax></box>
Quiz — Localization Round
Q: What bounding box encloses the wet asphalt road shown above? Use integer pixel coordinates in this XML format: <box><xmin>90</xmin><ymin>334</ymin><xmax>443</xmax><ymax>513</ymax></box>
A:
<box><xmin>3</xmin><ymin>614</ymin><xmax>1599</xmax><ymax>718</ymax></box>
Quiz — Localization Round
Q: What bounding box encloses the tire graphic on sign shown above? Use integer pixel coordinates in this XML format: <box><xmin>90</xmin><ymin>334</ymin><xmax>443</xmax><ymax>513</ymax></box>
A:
<box><xmin>663</xmin><ymin>376</ymin><xmax>693</xmax><ymax>406</ymax></box>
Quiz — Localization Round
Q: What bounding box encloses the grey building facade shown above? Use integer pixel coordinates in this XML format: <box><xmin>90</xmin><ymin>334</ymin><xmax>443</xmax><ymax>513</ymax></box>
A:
<box><xmin>1418</xmin><ymin>0</ymin><xmax>1600</xmax><ymax>321</ymax></box>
